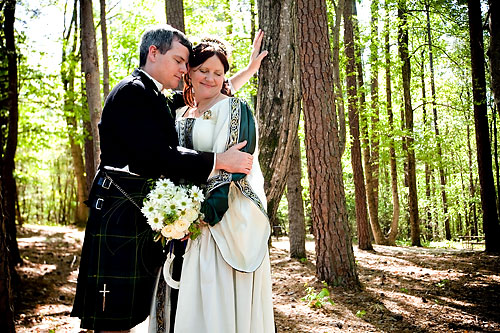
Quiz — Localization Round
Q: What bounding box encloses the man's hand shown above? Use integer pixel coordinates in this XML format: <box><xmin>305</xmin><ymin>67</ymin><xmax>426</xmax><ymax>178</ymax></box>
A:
<box><xmin>216</xmin><ymin>141</ymin><xmax>254</xmax><ymax>174</ymax></box>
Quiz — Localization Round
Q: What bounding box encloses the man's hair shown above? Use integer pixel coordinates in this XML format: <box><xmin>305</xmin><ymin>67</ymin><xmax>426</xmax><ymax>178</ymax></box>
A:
<box><xmin>139</xmin><ymin>24</ymin><xmax>192</xmax><ymax>67</ymax></box>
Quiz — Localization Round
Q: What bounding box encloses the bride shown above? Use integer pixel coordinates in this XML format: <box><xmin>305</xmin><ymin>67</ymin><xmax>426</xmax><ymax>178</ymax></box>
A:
<box><xmin>149</xmin><ymin>37</ymin><xmax>275</xmax><ymax>333</ymax></box>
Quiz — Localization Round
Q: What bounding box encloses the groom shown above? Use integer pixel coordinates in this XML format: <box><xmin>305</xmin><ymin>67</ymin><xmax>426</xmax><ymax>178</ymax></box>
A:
<box><xmin>71</xmin><ymin>25</ymin><xmax>253</xmax><ymax>332</ymax></box>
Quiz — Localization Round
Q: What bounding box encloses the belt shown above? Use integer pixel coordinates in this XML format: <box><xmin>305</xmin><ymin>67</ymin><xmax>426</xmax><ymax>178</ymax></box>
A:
<box><xmin>90</xmin><ymin>171</ymin><xmax>146</xmax><ymax>211</ymax></box>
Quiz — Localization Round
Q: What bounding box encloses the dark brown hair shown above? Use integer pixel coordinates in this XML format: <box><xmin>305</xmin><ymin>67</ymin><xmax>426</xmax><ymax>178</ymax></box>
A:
<box><xmin>183</xmin><ymin>38</ymin><xmax>231</xmax><ymax>108</ymax></box>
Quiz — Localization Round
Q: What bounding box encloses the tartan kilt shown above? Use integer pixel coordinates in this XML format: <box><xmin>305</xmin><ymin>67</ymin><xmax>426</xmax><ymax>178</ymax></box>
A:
<box><xmin>71</xmin><ymin>170</ymin><xmax>164</xmax><ymax>330</ymax></box>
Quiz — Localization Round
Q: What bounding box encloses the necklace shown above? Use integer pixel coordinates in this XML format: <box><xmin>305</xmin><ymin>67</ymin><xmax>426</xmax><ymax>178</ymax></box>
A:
<box><xmin>192</xmin><ymin>94</ymin><xmax>224</xmax><ymax>119</ymax></box>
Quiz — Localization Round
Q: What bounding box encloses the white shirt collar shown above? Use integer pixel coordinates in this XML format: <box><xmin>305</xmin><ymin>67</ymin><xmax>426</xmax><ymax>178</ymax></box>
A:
<box><xmin>139</xmin><ymin>68</ymin><xmax>163</xmax><ymax>93</ymax></box>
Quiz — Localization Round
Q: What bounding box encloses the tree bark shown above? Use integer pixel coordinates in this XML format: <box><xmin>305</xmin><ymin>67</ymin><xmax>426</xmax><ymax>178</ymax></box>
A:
<box><xmin>425</xmin><ymin>2</ymin><xmax>450</xmax><ymax>240</ymax></box>
<box><xmin>165</xmin><ymin>0</ymin><xmax>185</xmax><ymax>90</ymax></box>
<box><xmin>287</xmin><ymin>132</ymin><xmax>306</xmax><ymax>259</ymax></box>
<box><xmin>100</xmin><ymin>0</ymin><xmax>110</xmax><ymax>100</ymax></box>
<box><xmin>165</xmin><ymin>0</ymin><xmax>185</xmax><ymax>32</ymax></box>
<box><xmin>0</xmin><ymin>180</ymin><xmax>15</xmax><ymax>332</ymax></box>
<box><xmin>468</xmin><ymin>0</ymin><xmax>500</xmax><ymax>253</ymax></box>
<box><xmin>1</xmin><ymin>0</ymin><xmax>21</xmax><ymax>266</ymax></box>
<box><xmin>256</xmin><ymin>0</ymin><xmax>301</xmax><ymax>235</ymax></box>
<box><xmin>298</xmin><ymin>0</ymin><xmax>359</xmax><ymax>287</ymax></box>
<box><xmin>80</xmin><ymin>0</ymin><xmax>102</xmax><ymax>178</ymax></box>
<box><xmin>345</xmin><ymin>0</ymin><xmax>372</xmax><ymax>250</ymax></box>
<box><xmin>384</xmin><ymin>7</ymin><xmax>399</xmax><ymax>245</ymax></box>
<box><xmin>398</xmin><ymin>0</ymin><xmax>420</xmax><ymax>246</ymax></box>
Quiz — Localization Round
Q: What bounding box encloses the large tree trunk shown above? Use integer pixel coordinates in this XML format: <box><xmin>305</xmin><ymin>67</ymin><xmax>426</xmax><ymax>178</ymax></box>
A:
<box><xmin>80</xmin><ymin>0</ymin><xmax>102</xmax><ymax>178</ymax></box>
<box><xmin>1</xmin><ymin>0</ymin><xmax>20</xmax><ymax>266</ymax></box>
<box><xmin>345</xmin><ymin>0</ymin><xmax>372</xmax><ymax>251</ymax></box>
<box><xmin>256</xmin><ymin>0</ymin><xmax>301</xmax><ymax>235</ymax></box>
<box><xmin>100</xmin><ymin>0</ymin><xmax>110</xmax><ymax>100</ymax></box>
<box><xmin>425</xmin><ymin>3</ymin><xmax>450</xmax><ymax>240</ymax></box>
<box><xmin>384</xmin><ymin>7</ymin><xmax>399</xmax><ymax>245</ymax></box>
<box><xmin>165</xmin><ymin>0</ymin><xmax>185</xmax><ymax>91</ymax></box>
<box><xmin>398</xmin><ymin>0</ymin><xmax>420</xmax><ymax>246</ymax></box>
<box><xmin>0</xmin><ymin>180</ymin><xmax>15</xmax><ymax>333</ymax></box>
<box><xmin>330</xmin><ymin>0</ymin><xmax>346</xmax><ymax>155</ymax></box>
<box><xmin>165</xmin><ymin>0</ymin><xmax>185</xmax><ymax>32</ymax></box>
<box><xmin>468</xmin><ymin>0</ymin><xmax>500</xmax><ymax>253</ymax></box>
<box><xmin>298</xmin><ymin>0</ymin><xmax>359</xmax><ymax>287</ymax></box>
<box><xmin>287</xmin><ymin>132</ymin><xmax>306</xmax><ymax>259</ymax></box>
<box><xmin>62</xmin><ymin>1</ymin><xmax>88</xmax><ymax>226</ymax></box>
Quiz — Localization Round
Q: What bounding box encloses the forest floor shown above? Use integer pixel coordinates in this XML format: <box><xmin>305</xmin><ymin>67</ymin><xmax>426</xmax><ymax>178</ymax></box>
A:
<box><xmin>13</xmin><ymin>223</ymin><xmax>500</xmax><ymax>333</ymax></box>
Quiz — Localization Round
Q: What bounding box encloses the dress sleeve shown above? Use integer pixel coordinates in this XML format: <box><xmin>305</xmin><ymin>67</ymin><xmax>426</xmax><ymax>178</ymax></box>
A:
<box><xmin>201</xmin><ymin>99</ymin><xmax>257</xmax><ymax>226</ymax></box>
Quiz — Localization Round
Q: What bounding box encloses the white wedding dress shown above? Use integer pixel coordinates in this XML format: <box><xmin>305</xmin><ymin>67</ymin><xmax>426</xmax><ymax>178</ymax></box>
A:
<box><xmin>149</xmin><ymin>98</ymin><xmax>275</xmax><ymax>333</ymax></box>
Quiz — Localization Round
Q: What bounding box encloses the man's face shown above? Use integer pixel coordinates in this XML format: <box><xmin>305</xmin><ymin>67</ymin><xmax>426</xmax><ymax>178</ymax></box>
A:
<box><xmin>150</xmin><ymin>39</ymin><xmax>189</xmax><ymax>89</ymax></box>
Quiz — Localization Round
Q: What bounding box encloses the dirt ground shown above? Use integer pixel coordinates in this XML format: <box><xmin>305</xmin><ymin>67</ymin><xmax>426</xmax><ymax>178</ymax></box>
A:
<box><xmin>14</xmin><ymin>224</ymin><xmax>500</xmax><ymax>332</ymax></box>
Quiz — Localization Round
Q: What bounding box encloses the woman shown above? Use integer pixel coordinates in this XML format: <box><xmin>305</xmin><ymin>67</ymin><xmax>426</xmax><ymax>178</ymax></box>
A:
<box><xmin>149</xmin><ymin>38</ymin><xmax>274</xmax><ymax>333</ymax></box>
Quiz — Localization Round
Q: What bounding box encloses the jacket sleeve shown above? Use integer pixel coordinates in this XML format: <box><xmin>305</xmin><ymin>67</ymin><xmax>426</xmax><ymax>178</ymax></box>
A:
<box><xmin>100</xmin><ymin>81</ymin><xmax>214</xmax><ymax>184</ymax></box>
<box><xmin>201</xmin><ymin>100</ymin><xmax>257</xmax><ymax>225</ymax></box>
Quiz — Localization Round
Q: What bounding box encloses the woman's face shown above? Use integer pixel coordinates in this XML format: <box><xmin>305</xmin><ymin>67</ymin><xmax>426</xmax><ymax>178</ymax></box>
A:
<box><xmin>189</xmin><ymin>55</ymin><xmax>226</xmax><ymax>101</ymax></box>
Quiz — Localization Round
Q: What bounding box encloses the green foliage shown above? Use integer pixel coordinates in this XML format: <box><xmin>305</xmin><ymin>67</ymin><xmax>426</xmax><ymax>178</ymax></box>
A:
<box><xmin>301</xmin><ymin>282</ymin><xmax>335</xmax><ymax>308</ymax></box>
<box><xmin>10</xmin><ymin>0</ymin><xmax>493</xmax><ymax>248</ymax></box>
<box><xmin>356</xmin><ymin>310</ymin><xmax>366</xmax><ymax>318</ymax></box>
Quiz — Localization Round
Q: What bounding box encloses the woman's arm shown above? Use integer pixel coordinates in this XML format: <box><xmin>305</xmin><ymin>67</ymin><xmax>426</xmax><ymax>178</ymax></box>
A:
<box><xmin>228</xmin><ymin>30</ymin><xmax>268</xmax><ymax>92</ymax></box>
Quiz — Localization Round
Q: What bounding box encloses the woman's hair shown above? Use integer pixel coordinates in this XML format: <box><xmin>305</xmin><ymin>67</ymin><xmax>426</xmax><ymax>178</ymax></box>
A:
<box><xmin>183</xmin><ymin>38</ymin><xmax>231</xmax><ymax>108</ymax></box>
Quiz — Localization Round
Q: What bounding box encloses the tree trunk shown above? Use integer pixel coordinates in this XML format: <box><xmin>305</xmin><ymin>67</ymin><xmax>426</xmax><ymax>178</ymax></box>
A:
<box><xmin>369</xmin><ymin>0</ymin><xmax>380</xmax><ymax>232</ymax></box>
<box><xmin>384</xmin><ymin>8</ymin><xmax>399</xmax><ymax>245</ymax></box>
<box><xmin>468</xmin><ymin>0</ymin><xmax>500</xmax><ymax>253</ymax></box>
<box><xmin>256</xmin><ymin>0</ymin><xmax>301</xmax><ymax>235</ymax></box>
<box><xmin>360</xmin><ymin>0</ymin><xmax>384</xmax><ymax>245</ymax></box>
<box><xmin>1</xmin><ymin>0</ymin><xmax>21</xmax><ymax>266</ymax></box>
<box><xmin>466</xmin><ymin>104</ymin><xmax>478</xmax><ymax>236</ymax></box>
<box><xmin>345</xmin><ymin>0</ymin><xmax>372</xmax><ymax>251</ymax></box>
<box><xmin>165</xmin><ymin>0</ymin><xmax>185</xmax><ymax>90</ymax></box>
<box><xmin>298</xmin><ymin>0</ymin><xmax>359</xmax><ymax>287</ymax></box>
<box><xmin>80</xmin><ymin>0</ymin><xmax>102</xmax><ymax>177</ymax></box>
<box><xmin>425</xmin><ymin>3</ymin><xmax>450</xmax><ymax>240</ymax></box>
<box><xmin>287</xmin><ymin>132</ymin><xmax>306</xmax><ymax>259</ymax></box>
<box><xmin>489</xmin><ymin>0</ymin><xmax>500</xmax><ymax>217</ymax></box>
<box><xmin>100</xmin><ymin>0</ymin><xmax>110</xmax><ymax>100</ymax></box>
<box><xmin>62</xmin><ymin>0</ymin><xmax>88</xmax><ymax>226</ymax></box>
<box><xmin>494</xmin><ymin>106</ymin><xmax>500</xmax><ymax>217</ymax></box>
<box><xmin>398</xmin><ymin>0</ymin><xmax>420</xmax><ymax>246</ymax></box>
<box><xmin>0</xmin><ymin>179</ymin><xmax>15</xmax><ymax>332</ymax></box>
<box><xmin>330</xmin><ymin>0</ymin><xmax>346</xmax><ymax>155</ymax></box>
<box><xmin>489</xmin><ymin>0</ymin><xmax>500</xmax><ymax>121</ymax></box>
<box><xmin>165</xmin><ymin>0</ymin><xmax>185</xmax><ymax>32</ymax></box>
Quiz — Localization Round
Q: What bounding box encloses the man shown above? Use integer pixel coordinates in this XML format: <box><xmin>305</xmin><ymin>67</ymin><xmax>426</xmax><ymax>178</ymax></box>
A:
<box><xmin>71</xmin><ymin>25</ymin><xmax>264</xmax><ymax>332</ymax></box>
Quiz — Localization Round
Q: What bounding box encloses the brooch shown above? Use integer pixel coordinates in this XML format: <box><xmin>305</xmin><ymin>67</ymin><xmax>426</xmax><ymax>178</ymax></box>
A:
<box><xmin>202</xmin><ymin>110</ymin><xmax>212</xmax><ymax>120</ymax></box>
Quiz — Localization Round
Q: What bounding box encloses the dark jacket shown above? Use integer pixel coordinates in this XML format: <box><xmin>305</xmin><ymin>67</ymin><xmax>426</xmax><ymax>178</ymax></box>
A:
<box><xmin>99</xmin><ymin>69</ymin><xmax>213</xmax><ymax>182</ymax></box>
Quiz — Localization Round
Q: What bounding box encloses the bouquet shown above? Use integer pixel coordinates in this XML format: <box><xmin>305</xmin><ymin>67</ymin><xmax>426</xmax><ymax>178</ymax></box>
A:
<box><xmin>141</xmin><ymin>178</ymin><xmax>205</xmax><ymax>246</ymax></box>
